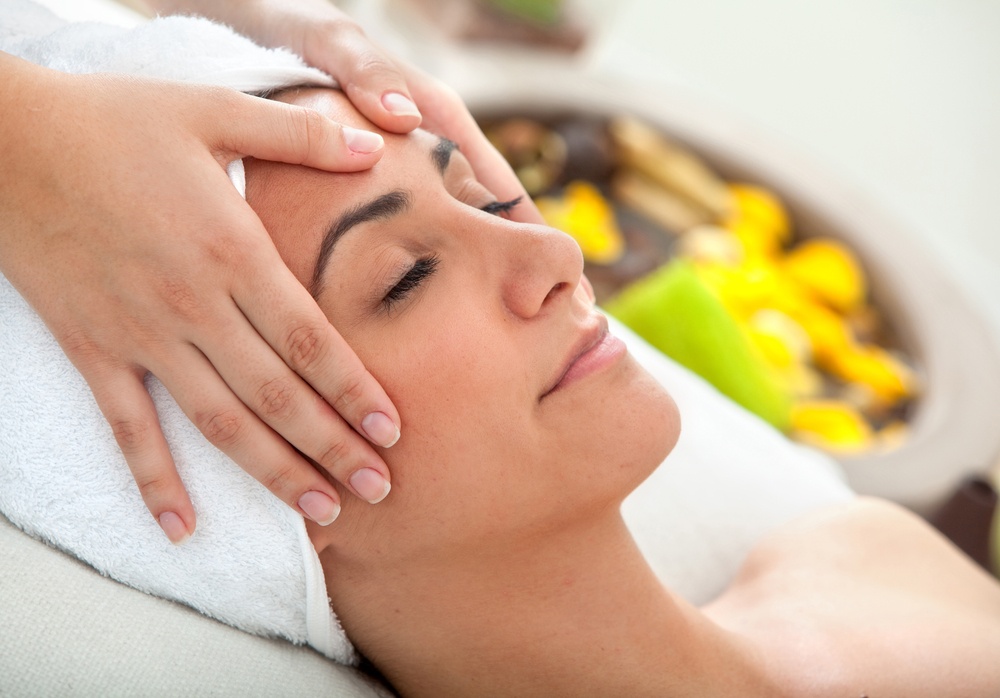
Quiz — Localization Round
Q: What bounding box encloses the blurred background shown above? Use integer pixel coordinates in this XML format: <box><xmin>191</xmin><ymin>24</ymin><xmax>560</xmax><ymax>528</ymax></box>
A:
<box><xmin>349</xmin><ymin>0</ymin><xmax>1000</xmax><ymax>342</ymax></box>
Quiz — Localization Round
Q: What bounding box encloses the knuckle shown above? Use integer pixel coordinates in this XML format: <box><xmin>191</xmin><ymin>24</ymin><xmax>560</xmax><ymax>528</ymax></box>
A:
<box><xmin>134</xmin><ymin>472</ymin><xmax>173</xmax><ymax>501</ymax></box>
<box><xmin>325</xmin><ymin>16</ymin><xmax>367</xmax><ymax>42</ymax></box>
<box><xmin>110</xmin><ymin>417</ymin><xmax>152</xmax><ymax>451</ymax></box>
<box><xmin>196</xmin><ymin>408</ymin><xmax>246</xmax><ymax>448</ymax></box>
<box><xmin>317</xmin><ymin>437</ymin><xmax>354</xmax><ymax>470</ymax></box>
<box><xmin>353</xmin><ymin>51</ymin><xmax>395</xmax><ymax>80</ymax></box>
<box><xmin>255</xmin><ymin>378</ymin><xmax>297</xmax><ymax>421</ymax></box>
<box><xmin>330</xmin><ymin>370</ymin><xmax>367</xmax><ymax>413</ymax></box>
<box><xmin>56</xmin><ymin>327</ymin><xmax>106</xmax><ymax>368</ymax></box>
<box><xmin>204</xmin><ymin>234</ymin><xmax>237</xmax><ymax>267</ymax></box>
<box><xmin>296</xmin><ymin>107</ymin><xmax>328</xmax><ymax>161</ymax></box>
<box><xmin>283</xmin><ymin>323</ymin><xmax>327</xmax><ymax>372</ymax></box>
<box><xmin>157</xmin><ymin>277</ymin><xmax>203</xmax><ymax>320</ymax></box>
<box><xmin>203</xmin><ymin>224</ymin><xmax>255</xmax><ymax>269</ymax></box>
<box><xmin>261</xmin><ymin>463</ymin><xmax>300</xmax><ymax>497</ymax></box>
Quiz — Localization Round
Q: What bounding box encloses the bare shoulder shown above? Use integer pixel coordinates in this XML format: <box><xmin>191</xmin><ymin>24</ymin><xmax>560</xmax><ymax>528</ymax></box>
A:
<box><xmin>743</xmin><ymin>497</ymin><xmax>1000</xmax><ymax>606</ymax></box>
<box><xmin>707</xmin><ymin>497</ymin><xmax>1000</xmax><ymax>697</ymax></box>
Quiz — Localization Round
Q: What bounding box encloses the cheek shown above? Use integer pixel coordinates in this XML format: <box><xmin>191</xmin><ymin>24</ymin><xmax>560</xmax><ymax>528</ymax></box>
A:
<box><xmin>363</xmin><ymin>300</ymin><xmax>539</xmax><ymax>515</ymax></box>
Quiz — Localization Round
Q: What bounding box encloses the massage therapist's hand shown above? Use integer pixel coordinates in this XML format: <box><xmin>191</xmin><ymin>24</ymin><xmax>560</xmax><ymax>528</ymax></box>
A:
<box><xmin>147</xmin><ymin>0</ymin><xmax>547</xmax><ymax>225</ymax></box>
<box><xmin>0</xmin><ymin>52</ymin><xmax>401</xmax><ymax>543</ymax></box>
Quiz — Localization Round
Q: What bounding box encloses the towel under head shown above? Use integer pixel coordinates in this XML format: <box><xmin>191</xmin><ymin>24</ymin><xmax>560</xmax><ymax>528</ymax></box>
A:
<box><xmin>0</xmin><ymin>0</ymin><xmax>858</xmax><ymax>670</ymax></box>
<box><xmin>0</xmin><ymin>0</ymin><xmax>352</xmax><ymax>664</ymax></box>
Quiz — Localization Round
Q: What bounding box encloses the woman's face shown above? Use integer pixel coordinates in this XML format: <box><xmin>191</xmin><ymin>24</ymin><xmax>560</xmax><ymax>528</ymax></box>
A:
<box><xmin>247</xmin><ymin>89</ymin><xmax>679</xmax><ymax>558</ymax></box>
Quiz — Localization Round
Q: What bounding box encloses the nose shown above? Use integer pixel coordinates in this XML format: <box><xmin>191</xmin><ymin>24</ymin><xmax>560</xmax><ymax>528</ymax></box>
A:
<box><xmin>493</xmin><ymin>221</ymin><xmax>584</xmax><ymax>319</ymax></box>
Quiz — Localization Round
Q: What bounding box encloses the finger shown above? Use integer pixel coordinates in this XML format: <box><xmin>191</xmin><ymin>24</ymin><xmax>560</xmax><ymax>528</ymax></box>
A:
<box><xmin>402</xmin><ymin>68</ymin><xmax>545</xmax><ymax>224</ymax></box>
<box><xmin>211</xmin><ymin>90</ymin><xmax>386</xmax><ymax>172</ymax></box>
<box><xmin>229</xmin><ymin>255</ymin><xmax>402</xmax><ymax>447</ymax></box>
<box><xmin>87</xmin><ymin>366</ymin><xmax>195</xmax><ymax>544</ymax></box>
<box><xmin>156</xmin><ymin>345</ymin><xmax>346</xmax><ymax>525</ymax></box>
<box><xmin>196</xmin><ymin>305</ymin><xmax>393</xmax><ymax>505</ymax></box>
<box><xmin>465</xmin><ymin>135</ymin><xmax>545</xmax><ymax>225</ymax></box>
<box><xmin>309</xmin><ymin>22</ymin><xmax>422</xmax><ymax>134</ymax></box>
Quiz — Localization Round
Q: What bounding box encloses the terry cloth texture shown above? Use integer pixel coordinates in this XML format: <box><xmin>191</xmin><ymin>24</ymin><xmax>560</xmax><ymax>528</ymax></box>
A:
<box><xmin>0</xmin><ymin>0</ymin><xmax>351</xmax><ymax>664</ymax></box>
<box><xmin>0</xmin><ymin>0</ymin><xmax>856</xmax><ymax>686</ymax></box>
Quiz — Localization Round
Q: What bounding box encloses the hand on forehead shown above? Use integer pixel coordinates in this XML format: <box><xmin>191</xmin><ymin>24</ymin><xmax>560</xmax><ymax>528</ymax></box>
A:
<box><xmin>245</xmin><ymin>88</ymin><xmax>491</xmax><ymax>295</ymax></box>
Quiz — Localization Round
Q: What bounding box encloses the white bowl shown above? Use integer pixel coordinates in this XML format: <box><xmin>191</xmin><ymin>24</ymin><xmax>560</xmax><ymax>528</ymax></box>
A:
<box><xmin>463</xmin><ymin>73</ymin><xmax>1000</xmax><ymax>514</ymax></box>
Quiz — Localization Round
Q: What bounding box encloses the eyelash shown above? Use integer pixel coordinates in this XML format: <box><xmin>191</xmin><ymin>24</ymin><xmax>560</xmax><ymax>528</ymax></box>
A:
<box><xmin>383</xmin><ymin>255</ymin><xmax>440</xmax><ymax>312</ymax></box>
<box><xmin>481</xmin><ymin>196</ymin><xmax>522</xmax><ymax>217</ymax></box>
<box><xmin>378</xmin><ymin>196</ymin><xmax>520</xmax><ymax>313</ymax></box>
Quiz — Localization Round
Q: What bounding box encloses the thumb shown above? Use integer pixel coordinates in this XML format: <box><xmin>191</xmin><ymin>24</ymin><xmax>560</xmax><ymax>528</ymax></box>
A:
<box><xmin>211</xmin><ymin>90</ymin><xmax>385</xmax><ymax>172</ymax></box>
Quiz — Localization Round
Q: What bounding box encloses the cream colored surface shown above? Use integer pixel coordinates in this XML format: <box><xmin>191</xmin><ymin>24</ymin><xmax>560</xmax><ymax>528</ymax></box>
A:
<box><xmin>0</xmin><ymin>513</ymin><xmax>389</xmax><ymax>698</ymax></box>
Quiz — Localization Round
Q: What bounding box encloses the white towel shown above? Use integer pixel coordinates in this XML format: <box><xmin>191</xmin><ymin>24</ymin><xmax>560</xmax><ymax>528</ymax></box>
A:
<box><xmin>615</xmin><ymin>314</ymin><xmax>855</xmax><ymax>603</ymax></box>
<box><xmin>0</xmin><ymin>0</ymin><xmax>334</xmax><ymax>92</ymax></box>
<box><xmin>0</xmin><ymin>0</ymin><xmax>352</xmax><ymax>664</ymax></box>
<box><xmin>0</xmin><ymin>0</ymin><xmax>855</xmax><ymax>666</ymax></box>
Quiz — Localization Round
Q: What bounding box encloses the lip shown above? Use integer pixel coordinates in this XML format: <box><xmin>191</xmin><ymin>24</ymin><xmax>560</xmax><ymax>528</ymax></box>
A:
<box><xmin>541</xmin><ymin>314</ymin><xmax>627</xmax><ymax>399</ymax></box>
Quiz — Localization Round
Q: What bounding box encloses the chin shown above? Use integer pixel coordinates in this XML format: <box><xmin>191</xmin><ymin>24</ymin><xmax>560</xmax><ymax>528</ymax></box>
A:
<box><xmin>563</xmin><ymin>356</ymin><xmax>680</xmax><ymax>505</ymax></box>
<box><xmin>619</xmin><ymin>360</ymin><xmax>680</xmax><ymax>490</ymax></box>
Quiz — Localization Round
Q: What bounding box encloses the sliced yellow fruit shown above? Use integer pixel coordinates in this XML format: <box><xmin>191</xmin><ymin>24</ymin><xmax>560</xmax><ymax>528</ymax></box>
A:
<box><xmin>791</xmin><ymin>400</ymin><xmax>873</xmax><ymax>452</ymax></box>
<box><xmin>536</xmin><ymin>181</ymin><xmax>625</xmax><ymax>264</ymax></box>
<box><xmin>830</xmin><ymin>344</ymin><xmax>915</xmax><ymax>406</ymax></box>
<box><xmin>724</xmin><ymin>184</ymin><xmax>791</xmax><ymax>256</ymax></box>
<box><xmin>784</xmin><ymin>238</ymin><xmax>867</xmax><ymax>313</ymax></box>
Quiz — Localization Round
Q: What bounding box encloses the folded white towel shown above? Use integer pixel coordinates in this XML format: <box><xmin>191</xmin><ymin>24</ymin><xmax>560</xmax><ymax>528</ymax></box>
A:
<box><xmin>0</xmin><ymin>0</ymin><xmax>351</xmax><ymax>664</ymax></box>
<box><xmin>0</xmin><ymin>0</ymin><xmax>333</xmax><ymax>92</ymax></box>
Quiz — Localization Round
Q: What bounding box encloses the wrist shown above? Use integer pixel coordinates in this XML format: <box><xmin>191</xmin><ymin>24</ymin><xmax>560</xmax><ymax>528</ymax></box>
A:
<box><xmin>0</xmin><ymin>53</ymin><xmax>65</xmax><ymax>152</ymax></box>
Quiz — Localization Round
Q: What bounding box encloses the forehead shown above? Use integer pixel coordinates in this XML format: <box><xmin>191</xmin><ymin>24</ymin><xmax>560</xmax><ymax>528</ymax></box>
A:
<box><xmin>253</xmin><ymin>87</ymin><xmax>440</xmax><ymax>190</ymax></box>
<box><xmin>244</xmin><ymin>89</ymin><xmax>439</xmax><ymax>286</ymax></box>
<box><xmin>275</xmin><ymin>87</ymin><xmax>442</xmax><ymax>160</ymax></box>
<box><xmin>276</xmin><ymin>87</ymin><xmax>373</xmax><ymax>131</ymax></box>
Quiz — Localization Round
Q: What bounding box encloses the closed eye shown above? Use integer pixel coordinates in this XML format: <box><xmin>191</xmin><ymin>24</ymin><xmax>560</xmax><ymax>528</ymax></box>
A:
<box><xmin>383</xmin><ymin>255</ymin><xmax>440</xmax><ymax>314</ymax></box>
<box><xmin>480</xmin><ymin>197</ymin><xmax>523</xmax><ymax>218</ymax></box>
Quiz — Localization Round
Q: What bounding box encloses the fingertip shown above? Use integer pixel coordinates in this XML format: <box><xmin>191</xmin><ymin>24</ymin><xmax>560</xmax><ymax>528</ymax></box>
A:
<box><xmin>342</xmin><ymin>126</ymin><xmax>384</xmax><ymax>154</ymax></box>
<box><xmin>354</xmin><ymin>92</ymin><xmax>421</xmax><ymax>134</ymax></box>
<box><xmin>349</xmin><ymin>467</ymin><xmax>392</xmax><ymax>505</ymax></box>
<box><xmin>361</xmin><ymin>411</ymin><xmax>400</xmax><ymax>449</ymax></box>
<box><xmin>158</xmin><ymin>510</ymin><xmax>193</xmax><ymax>545</ymax></box>
<box><xmin>381</xmin><ymin>92</ymin><xmax>421</xmax><ymax>119</ymax></box>
<box><xmin>298</xmin><ymin>490</ymin><xmax>342</xmax><ymax>526</ymax></box>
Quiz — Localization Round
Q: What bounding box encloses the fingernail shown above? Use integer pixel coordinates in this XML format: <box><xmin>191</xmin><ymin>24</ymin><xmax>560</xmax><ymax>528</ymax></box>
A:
<box><xmin>362</xmin><ymin>411</ymin><xmax>400</xmax><ymax>448</ymax></box>
<box><xmin>350</xmin><ymin>468</ymin><xmax>392</xmax><ymax>504</ymax></box>
<box><xmin>298</xmin><ymin>491</ymin><xmax>341</xmax><ymax>526</ymax></box>
<box><xmin>158</xmin><ymin>511</ymin><xmax>191</xmax><ymax>545</ymax></box>
<box><xmin>343</xmin><ymin>127</ymin><xmax>384</xmax><ymax>154</ymax></box>
<box><xmin>381</xmin><ymin>91</ymin><xmax>421</xmax><ymax>117</ymax></box>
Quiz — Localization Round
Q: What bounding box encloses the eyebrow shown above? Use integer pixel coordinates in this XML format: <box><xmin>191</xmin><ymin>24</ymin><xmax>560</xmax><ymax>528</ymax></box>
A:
<box><xmin>433</xmin><ymin>138</ymin><xmax>458</xmax><ymax>175</ymax></box>
<box><xmin>310</xmin><ymin>136</ymin><xmax>456</xmax><ymax>297</ymax></box>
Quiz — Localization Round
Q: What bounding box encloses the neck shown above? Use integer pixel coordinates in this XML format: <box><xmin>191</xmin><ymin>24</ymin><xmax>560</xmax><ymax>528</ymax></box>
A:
<box><xmin>323</xmin><ymin>510</ymin><xmax>773</xmax><ymax>697</ymax></box>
